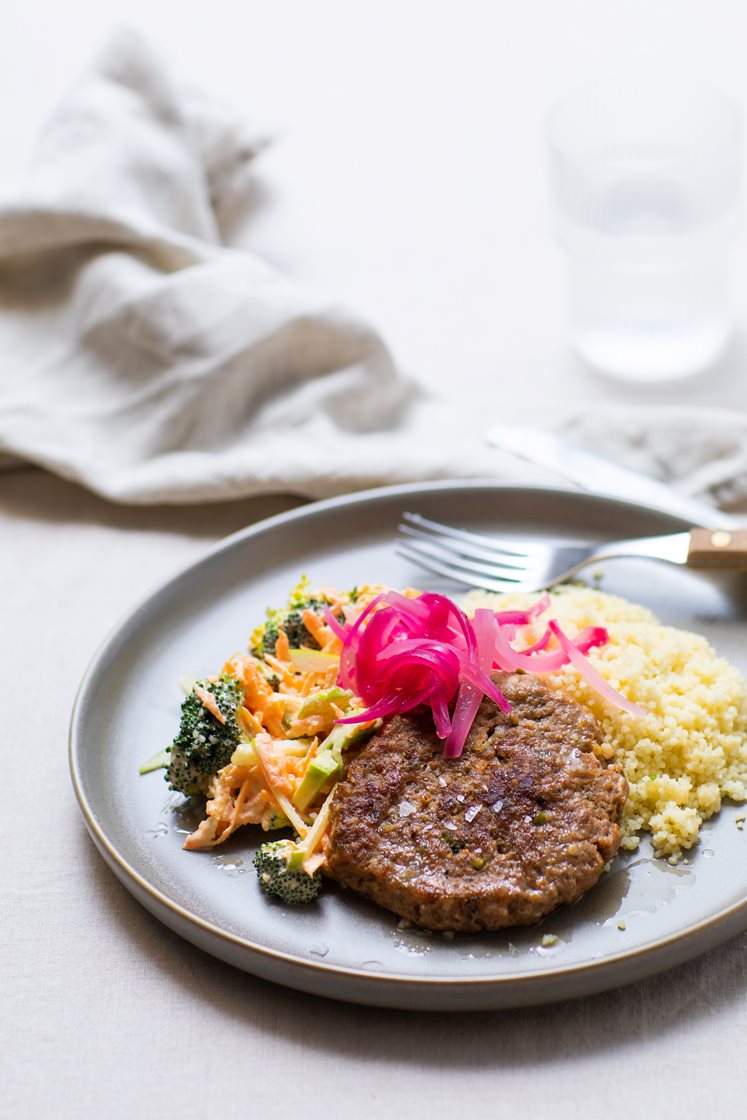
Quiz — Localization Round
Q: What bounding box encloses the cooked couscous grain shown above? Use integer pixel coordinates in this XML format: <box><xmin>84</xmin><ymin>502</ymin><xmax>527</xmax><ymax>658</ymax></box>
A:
<box><xmin>464</xmin><ymin>586</ymin><xmax>747</xmax><ymax>861</ymax></box>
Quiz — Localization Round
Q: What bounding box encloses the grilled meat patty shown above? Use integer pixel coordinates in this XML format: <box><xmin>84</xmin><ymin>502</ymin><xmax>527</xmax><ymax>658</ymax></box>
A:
<box><xmin>326</xmin><ymin>672</ymin><xmax>628</xmax><ymax>931</ymax></box>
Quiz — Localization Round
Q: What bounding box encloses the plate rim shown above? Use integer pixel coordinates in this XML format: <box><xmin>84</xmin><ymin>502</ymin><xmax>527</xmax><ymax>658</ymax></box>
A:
<box><xmin>69</xmin><ymin>479</ymin><xmax>747</xmax><ymax>1002</ymax></box>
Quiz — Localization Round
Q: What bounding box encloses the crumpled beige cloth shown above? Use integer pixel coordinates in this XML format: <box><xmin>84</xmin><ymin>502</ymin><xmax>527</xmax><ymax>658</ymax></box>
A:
<box><xmin>0</xmin><ymin>31</ymin><xmax>746</xmax><ymax>512</ymax></box>
<box><xmin>557</xmin><ymin>406</ymin><xmax>747</xmax><ymax>516</ymax></box>
<box><xmin>0</xmin><ymin>31</ymin><xmax>434</xmax><ymax>503</ymax></box>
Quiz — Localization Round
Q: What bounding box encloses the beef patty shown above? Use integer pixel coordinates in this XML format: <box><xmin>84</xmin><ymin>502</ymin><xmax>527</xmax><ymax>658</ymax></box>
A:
<box><xmin>326</xmin><ymin>672</ymin><xmax>628</xmax><ymax>931</ymax></box>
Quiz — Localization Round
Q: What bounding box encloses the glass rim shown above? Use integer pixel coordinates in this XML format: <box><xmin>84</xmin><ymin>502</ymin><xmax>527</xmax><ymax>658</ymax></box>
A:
<box><xmin>547</xmin><ymin>75</ymin><xmax>742</xmax><ymax>160</ymax></box>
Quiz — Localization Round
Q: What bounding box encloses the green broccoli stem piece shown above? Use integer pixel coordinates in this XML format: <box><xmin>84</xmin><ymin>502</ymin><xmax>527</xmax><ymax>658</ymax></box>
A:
<box><xmin>139</xmin><ymin>747</ymin><xmax>171</xmax><ymax>775</ymax></box>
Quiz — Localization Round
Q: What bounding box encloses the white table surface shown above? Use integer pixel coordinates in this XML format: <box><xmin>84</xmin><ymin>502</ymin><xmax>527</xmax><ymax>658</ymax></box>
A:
<box><xmin>2</xmin><ymin>3</ymin><xmax>746</xmax><ymax>1117</ymax></box>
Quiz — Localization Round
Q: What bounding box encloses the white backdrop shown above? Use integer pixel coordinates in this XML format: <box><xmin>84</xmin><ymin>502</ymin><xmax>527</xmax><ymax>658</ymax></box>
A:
<box><xmin>3</xmin><ymin>0</ymin><xmax>747</xmax><ymax>413</ymax></box>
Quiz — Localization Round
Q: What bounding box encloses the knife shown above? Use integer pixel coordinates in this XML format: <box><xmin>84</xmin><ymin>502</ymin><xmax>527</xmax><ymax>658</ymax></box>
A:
<box><xmin>485</xmin><ymin>422</ymin><xmax>738</xmax><ymax>530</ymax></box>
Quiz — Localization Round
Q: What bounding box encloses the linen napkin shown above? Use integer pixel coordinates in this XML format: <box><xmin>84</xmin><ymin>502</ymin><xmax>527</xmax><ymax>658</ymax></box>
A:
<box><xmin>0</xmin><ymin>31</ymin><xmax>443</xmax><ymax>503</ymax></box>
<box><xmin>0</xmin><ymin>31</ymin><xmax>746</xmax><ymax>515</ymax></box>
<box><xmin>557</xmin><ymin>405</ymin><xmax>747</xmax><ymax>516</ymax></box>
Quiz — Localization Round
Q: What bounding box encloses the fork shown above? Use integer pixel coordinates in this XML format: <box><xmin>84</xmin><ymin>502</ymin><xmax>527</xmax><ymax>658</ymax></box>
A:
<box><xmin>396</xmin><ymin>512</ymin><xmax>747</xmax><ymax>594</ymax></box>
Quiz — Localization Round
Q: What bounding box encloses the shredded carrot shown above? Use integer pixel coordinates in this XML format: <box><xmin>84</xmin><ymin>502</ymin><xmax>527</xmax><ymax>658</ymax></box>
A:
<box><xmin>298</xmin><ymin>673</ymin><xmax>314</xmax><ymax>697</ymax></box>
<box><xmin>224</xmin><ymin>654</ymin><xmax>268</xmax><ymax>704</ymax></box>
<box><xmin>194</xmin><ymin>684</ymin><xmax>226</xmax><ymax>725</ymax></box>
<box><xmin>297</xmin><ymin>667</ymin><xmax>337</xmax><ymax>695</ymax></box>
<box><xmin>229</xmin><ymin>778</ymin><xmax>251</xmax><ymax>832</ymax></box>
<box><xmin>301</xmin><ymin>786</ymin><xmax>336</xmax><ymax>868</ymax></box>
<box><xmin>301</xmin><ymin>609</ymin><xmax>335</xmax><ymax>649</ymax></box>
<box><xmin>183</xmin><ymin>816</ymin><xmax>219</xmax><ymax>850</ymax></box>
<box><xmin>303</xmin><ymin>851</ymin><xmax>326</xmax><ymax>875</ymax></box>
<box><xmin>262</xmin><ymin>703</ymin><xmax>287</xmax><ymax>739</ymax></box>
<box><xmin>223</xmin><ymin>655</ymin><xmax>286</xmax><ymax>737</ymax></box>
<box><xmin>238</xmin><ymin>706</ymin><xmax>263</xmax><ymax>737</ymax></box>
<box><xmin>253</xmin><ymin>734</ymin><xmax>309</xmax><ymax>836</ymax></box>
<box><xmin>183</xmin><ymin>765</ymin><xmax>274</xmax><ymax>849</ymax></box>
<box><xmin>274</xmin><ymin>629</ymin><xmax>291</xmax><ymax>661</ymax></box>
<box><xmin>252</xmin><ymin>735</ymin><xmax>292</xmax><ymax>795</ymax></box>
<box><xmin>264</xmin><ymin>653</ymin><xmax>295</xmax><ymax>687</ymax></box>
<box><xmin>196</xmin><ymin>791</ymin><xmax>266</xmax><ymax>848</ymax></box>
<box><xmin>296</xmin><ymin>736</ymin><xmax>321</xmax><ymax>780</ymax></box>
<box><xmin>287</xmin><ymin>714</ymin><xmax>332</xmax><ymax>737</ymax></box>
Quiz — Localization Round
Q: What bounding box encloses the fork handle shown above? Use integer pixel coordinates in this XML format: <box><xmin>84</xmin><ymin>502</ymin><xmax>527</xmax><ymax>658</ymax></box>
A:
<box><xmin>688</xmin><ymin>529</ymin><xmax>747</xmax><ymax>568</ymax></box>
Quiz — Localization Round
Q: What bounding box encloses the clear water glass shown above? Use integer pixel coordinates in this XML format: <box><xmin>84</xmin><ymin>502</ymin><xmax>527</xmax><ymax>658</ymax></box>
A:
<box><xmin>547</xmin><ymin>79</ymin><xmax>742</xmax><ymax>382</ymax></box>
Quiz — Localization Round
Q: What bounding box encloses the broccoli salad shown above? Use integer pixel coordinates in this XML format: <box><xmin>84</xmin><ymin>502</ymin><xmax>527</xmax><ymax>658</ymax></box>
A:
<box><xmin>140</xmin><ymin>578</ymin><xmax>387</xmax><ymax>905</ymax></box>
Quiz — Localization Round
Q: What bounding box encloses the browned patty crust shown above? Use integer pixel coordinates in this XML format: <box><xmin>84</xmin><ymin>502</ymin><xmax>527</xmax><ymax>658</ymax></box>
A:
<box><xmin>326</xmin><ymin>672</ymin><xmax>628</xmax><ymax>931</ymax></box>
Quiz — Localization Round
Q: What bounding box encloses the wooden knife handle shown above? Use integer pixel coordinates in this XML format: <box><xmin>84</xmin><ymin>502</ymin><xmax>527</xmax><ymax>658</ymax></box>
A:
<box><xmin>688</xmin><ymin>528</ymin><xmax>747</xmax><ymax>568</ymax></box>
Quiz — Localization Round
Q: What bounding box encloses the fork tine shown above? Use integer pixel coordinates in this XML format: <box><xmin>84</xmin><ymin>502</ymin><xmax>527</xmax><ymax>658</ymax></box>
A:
<box><xmin>401</xmin><ymin>512</ymin><xmax>531</xmax><ymax>557</ymax></box>
<box><xmin>397</xmin><ymin>535</ymin><xmax>534</xmax><ymax>580</ymax></box>
<box><xmin>398</xmin><ymin>523</ymin><xmax>542</xmax><ymax>569</ymax></box>
<box><xmin>396</xmin><ymin>542</ymin><xmax>535</xmax><ymax>594</ymax></box>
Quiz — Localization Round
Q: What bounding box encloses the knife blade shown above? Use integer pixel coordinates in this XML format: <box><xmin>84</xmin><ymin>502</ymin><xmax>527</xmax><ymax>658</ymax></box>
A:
<box><xmin>486</xmin><ymin>422</ymin><xmax>737</xmax><ymax>530</ymax></box>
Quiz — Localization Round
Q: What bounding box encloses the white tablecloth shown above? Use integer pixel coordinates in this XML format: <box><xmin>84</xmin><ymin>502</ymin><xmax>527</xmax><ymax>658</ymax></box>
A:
<box><xmin>3</xmin><ymin>3</ymin><xmax>746</xmax><ymax>1117</ymax></box>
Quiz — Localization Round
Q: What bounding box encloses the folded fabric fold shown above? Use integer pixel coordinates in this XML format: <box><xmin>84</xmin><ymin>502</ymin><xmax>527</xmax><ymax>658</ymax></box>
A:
<box><xmin>556</xmin><ymin>406</ymin><xmax>747</xmax><ymax>516</ymax></box>
<box><xmin>0</xmin><ymin>30</ymin><xmax>439</xmax><ymax>503</ymax></box>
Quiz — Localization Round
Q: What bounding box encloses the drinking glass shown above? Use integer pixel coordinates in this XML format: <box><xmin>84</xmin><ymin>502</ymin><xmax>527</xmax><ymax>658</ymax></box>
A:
<box><xmin>547</xmin><ymin>79</ymin><xmax>742</xmax><ymax>382</ymax></box>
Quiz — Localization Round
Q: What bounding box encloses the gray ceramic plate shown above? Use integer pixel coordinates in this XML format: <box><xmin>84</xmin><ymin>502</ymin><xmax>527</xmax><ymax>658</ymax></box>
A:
<box><xmin>70</xmin><ymin>482</ymin><xmax>747</xmax><ymax>1010</ymax></box>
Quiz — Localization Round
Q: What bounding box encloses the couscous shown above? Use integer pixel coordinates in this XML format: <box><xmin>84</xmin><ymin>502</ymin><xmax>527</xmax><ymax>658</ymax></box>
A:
<box><xmin>464</xmin><ymin>586</ymin><xmax>747</xmax><ymax>861</ymax></box>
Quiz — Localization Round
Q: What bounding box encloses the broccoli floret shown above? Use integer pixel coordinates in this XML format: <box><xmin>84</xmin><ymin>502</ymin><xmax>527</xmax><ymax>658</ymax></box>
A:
<box><xmin>248</xmin><ymin>577</ymin><xmax>358</xmax><ymax>659</ymax></box>
<box><xmin>264</xmin><ymin>810</ymin><xmax>291</xmax><ymax>831</ymax></box>
<box><xmin>249</xmin><ymin>577</ymin><xmax>330</xmax><ymax>658</ymax></box>
<box><xmin>166</xmin><ymin>674</ymin><xmax>244</xmax><ymax>796</ymax></box>
<box><xmin>254</xmin><ymin>599</ymin><xmax>325</xmax><ymax>657</ymax></box>
<box><xmin>253</xmin><ymin>840</ymin><xmax>323</xmax><ymax>904</ymax></box>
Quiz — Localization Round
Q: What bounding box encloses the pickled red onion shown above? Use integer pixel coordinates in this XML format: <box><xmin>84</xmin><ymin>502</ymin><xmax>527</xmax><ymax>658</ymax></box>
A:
<box><xmin>547</xmin><ymin>621</ymin><xmax>648</xmax><ymax>719</ymax></box>
<box><xmin>334</xmin><ymin>591</ymin><xmax>646</xmax><ymax>757</ymax></box>
<box><xmin>444</xmin><ymin>608</ymin><xmax>502</xmax><ymax>758</ymax></box>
